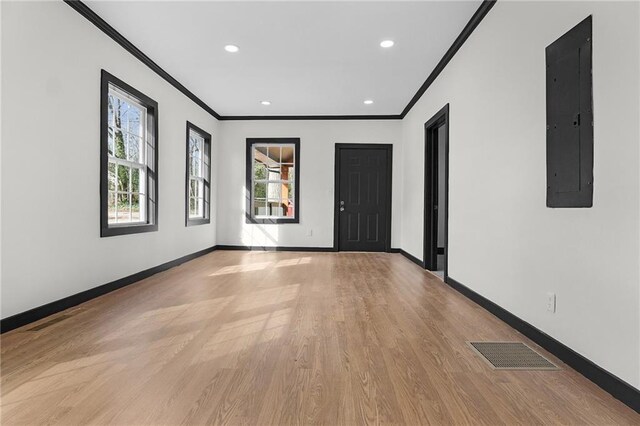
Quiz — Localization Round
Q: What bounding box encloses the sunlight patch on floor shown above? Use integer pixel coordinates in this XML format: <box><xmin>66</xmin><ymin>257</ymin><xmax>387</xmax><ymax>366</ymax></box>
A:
<box><xmin>195</xmin><ymin>308</ymin><xmax>292</xmax><ymax>364</ymax></box>
<box><xmin>2</xmin><ymin>361</ymin><xmax>119</xmax><ymax>406</ymax></box>
<box><xmin>209</xmin><ymin>261</ymin><xmax>272</xmax><ymax>276</ymax></box>
<box><xmin>233</xmin><ymin>284</ymin><xmax>300</xmax><ymax>312</ymax></box>
<box><xmin>275</xmin><ymin>257</ymin><xmax>311</xmax><ymax>268</ymax></box>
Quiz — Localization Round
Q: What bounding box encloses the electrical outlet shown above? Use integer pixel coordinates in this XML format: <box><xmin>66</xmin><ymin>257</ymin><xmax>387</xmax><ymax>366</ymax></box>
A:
<box><xmin>546</xmin><ymin>292</ymin><xmax>556</xmax><ymax>313</ymax></box>
<box><xmin>306</xmin><ymin>228</ymin><xmax>313</xmax><ymax>237</ymax></box>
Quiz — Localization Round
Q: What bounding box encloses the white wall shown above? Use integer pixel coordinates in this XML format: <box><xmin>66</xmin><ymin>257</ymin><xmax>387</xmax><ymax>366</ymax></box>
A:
<box><xmin>217</xmin><ymin>120</ymin><xmax>402</xmax><ymax>248</ymax></box>
<box><xmin>401</xmin><ymin>1</ymin><xmax>640</xmax><ymax>388</ymax></box>
<box><xmin>1</xmin><ymin>1</ymin><xmax>218</xmax><ymax>318</ymax></box>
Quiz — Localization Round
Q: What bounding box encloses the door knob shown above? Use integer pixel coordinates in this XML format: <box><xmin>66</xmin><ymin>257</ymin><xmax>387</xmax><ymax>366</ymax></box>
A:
<box><xmin>340</xmin><ymin>207</ymin><xmax>345</xmax><ymax>212</ymax></box>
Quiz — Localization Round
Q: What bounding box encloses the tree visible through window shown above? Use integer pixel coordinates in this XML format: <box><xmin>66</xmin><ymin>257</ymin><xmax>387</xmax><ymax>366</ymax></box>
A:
<box><xmin>101</xmin><ymin>70</ymin><xmax>158</xmax><ymax>237</ymax></box>
<box><xmin>107</xmin><ymin>89</ymin><xmax>147</xmax><ymax>224</ymax></box>
<box><xmin>246</xmin><ymin>138</ymin><xmax>300</xmax><ymax>224</ymax></box>
<box><xmin>186</xmin><ymin>122</ymin><xmax>211</xmax><ymax>226</ymax></box>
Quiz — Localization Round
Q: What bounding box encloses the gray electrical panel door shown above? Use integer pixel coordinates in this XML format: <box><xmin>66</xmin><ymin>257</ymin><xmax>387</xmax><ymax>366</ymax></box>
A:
<box><xmin>546</xmin><ymin>16</ymin><xmax>593</xmax><ymax>208</ymax></box>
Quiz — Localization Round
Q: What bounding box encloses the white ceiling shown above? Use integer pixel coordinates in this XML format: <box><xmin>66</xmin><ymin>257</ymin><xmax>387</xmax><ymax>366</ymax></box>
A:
<box><xmin>86</xmin><ymin>1</ymin><xmax>482</xmax><ymax>116</ymax></box>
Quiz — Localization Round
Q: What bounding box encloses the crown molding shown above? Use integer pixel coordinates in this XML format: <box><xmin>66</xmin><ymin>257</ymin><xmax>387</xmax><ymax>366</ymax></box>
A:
<box><xmin>64</xmin><ymin>0</ymin><xmax>496</xmax><ymax>121</ymax></box>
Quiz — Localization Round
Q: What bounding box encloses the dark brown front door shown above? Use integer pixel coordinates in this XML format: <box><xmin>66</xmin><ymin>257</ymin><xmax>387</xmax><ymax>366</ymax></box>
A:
<box><xmin>335</xmin><ymin>145</ymin><xmax>391</xmax><ymax>252</ymax></box>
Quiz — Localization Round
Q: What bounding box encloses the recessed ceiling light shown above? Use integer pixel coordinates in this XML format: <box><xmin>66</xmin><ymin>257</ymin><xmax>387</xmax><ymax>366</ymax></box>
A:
<box><xmin>261</xmin><ymin>101</ymin><xmax>271</xmax><ymax>106</ymax></box>
<box><xmin>224</xmin><ymin>44</ymin><xmax>239</xmax><ymax>53</ymax></box>
<box><xmin>380</xmin><ymin>40</ymin><xmax>395</xmax><ymax>48</ymax></box>
<box><xmin>364</xmin><ymin>100</ymin><xmax>374</xmax><ymax>105</ymax></box>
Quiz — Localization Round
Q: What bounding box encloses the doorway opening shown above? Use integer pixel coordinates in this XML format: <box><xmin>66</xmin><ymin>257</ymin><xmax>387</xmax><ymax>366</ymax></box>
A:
<box><xmin>333</xmin><ymin>144</ymin><xmax>392</xmax><ymax>252</ymax></box>
<box><xmin>423</xmin><ymin>105</ymin><xmax>449</xmax><ymax>278</ymax></box>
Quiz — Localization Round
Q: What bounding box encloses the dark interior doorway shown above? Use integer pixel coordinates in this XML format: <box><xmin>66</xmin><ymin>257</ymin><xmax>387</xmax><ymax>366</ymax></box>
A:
<box><xmin>423</xmin><ymin>105</ymin><xmax>449</xmax><ymax>277</ymax></box>
<box><xmin>334</xmin><ymin>144</ymin><xmax>392</xmax><ymax>252</ymax></box>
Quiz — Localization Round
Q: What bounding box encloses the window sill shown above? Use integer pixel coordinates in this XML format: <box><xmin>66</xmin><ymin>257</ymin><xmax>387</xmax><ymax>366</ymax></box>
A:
<box><xmin>186</xmin><ymin>217</ymin><xmax>211</xmax><ymax>227</ymax></box>
<box><xmin>101</xmin><ymin>223</ymin><xmax>158</xmax><ymax>237</ymax></box>
<box><xmin>245</xmin><ymin>215</ymin><xmax>299</xmax><ymax>225</ymax></box>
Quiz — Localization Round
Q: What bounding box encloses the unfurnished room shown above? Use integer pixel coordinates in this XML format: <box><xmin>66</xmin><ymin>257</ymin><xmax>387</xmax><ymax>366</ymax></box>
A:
<box><xmin>1</xmin><ymin>0</ymin><xmax>639</xmax><ymax>424</ymax></box>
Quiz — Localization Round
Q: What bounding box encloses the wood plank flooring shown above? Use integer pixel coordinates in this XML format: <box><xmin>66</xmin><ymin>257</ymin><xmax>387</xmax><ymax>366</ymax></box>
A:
<box><xmin>1</xmin><ymin>251</ymin><xmax>638</xmax><ymax>425</ymax></box>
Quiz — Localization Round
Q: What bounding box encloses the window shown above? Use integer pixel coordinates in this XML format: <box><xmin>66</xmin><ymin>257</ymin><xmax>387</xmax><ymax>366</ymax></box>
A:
<box><xmin>101</xmin><ymin>70</ymin><xmax>158</xmax><ymax>237</ymax></box>
<box><xmin>186</xmin><ymin>122</ymin><xmax>211</xmax><ymax>226</ymax></box>
<box><xmin>246</xmin><ymin>138</ymin><xmax>300</xmax><ymax>224</ymax></box>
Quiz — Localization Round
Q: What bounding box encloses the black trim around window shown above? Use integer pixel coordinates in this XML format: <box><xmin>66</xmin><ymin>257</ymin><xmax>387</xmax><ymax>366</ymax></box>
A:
<box><xmin>246</xmin><ymin>138</ymin><xmax>300</xmax><ymax>224</ymax></box>
<box><xmin>185</xmin><ymin>121</ymin><xmax>212</xmax><ymax>226</ymax></box>
<box><xmin>100</xmin><ymin>70</ymin><xmax>159</xmax><ymax>237</ymax></box>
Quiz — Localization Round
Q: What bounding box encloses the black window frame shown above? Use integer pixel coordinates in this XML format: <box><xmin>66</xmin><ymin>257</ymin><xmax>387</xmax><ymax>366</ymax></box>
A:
<box><xmin>185</xmin><ymin>121</ymin><xmax>212</xmax><ymax>226</ymax></box>
<box><xmin>246</xmin><ymin>138</ymin><xmax>301</xmax><ymax>224</ymax></box>
<box><xmin>100</xmin><ymin>69</ymin><xmax>159</xmax><ymax>237</ymax></box>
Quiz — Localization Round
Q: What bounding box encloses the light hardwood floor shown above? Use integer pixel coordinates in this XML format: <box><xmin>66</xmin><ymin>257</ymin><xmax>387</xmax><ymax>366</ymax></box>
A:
<box><xmin>1</xmin><ymin>251</ymin><xmax>638</xmax><ymax>425</ymax></box>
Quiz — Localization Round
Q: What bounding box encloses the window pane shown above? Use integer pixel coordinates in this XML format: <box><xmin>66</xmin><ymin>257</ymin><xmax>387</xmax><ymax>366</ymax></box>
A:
<box><xmin>254</xmin><ymin>182</ymin><xmax>266</xmax><ymax>199</ymax></box>
<box><xmin>197</xmin><ymin>198</ymin><xmax>204</xmax><ymax>218</ymax></box>
<box><xmin>281</xmin><ymin>164</ymin><xmax>294</xmax><ymax>181</ymax></box>
<box><xmin>189</xmin><ymin>197</ymin><xmax>197</xmax><ymax>217</ymax></box>
<box><xmin>115</xmin><ymin>193</ymin><xmax>131</xmax><ymax>223</ymax></box>
<box><xmin>267</xmin><ymin>165</ymin><xmax>281</xmax><ymax>180</ymax></box>
<box><xmin>189</xmin><ymin>136</ymin><xmax>197</xmax><ymax>155</ymax></box>
<box><xmin>131</xmin><ymin>193</ymin><xmax>141</xmax><ymax>222</ymax></box>
<box><xmin>197</xmin><ymin>180</ymin><xmax>204</xmax><ymax>198</ymax></box>
<box><xmin>190</xmin><ymin>156</ymin><xmax>201</xmax><ymax>178</ymax></box>
<box><xmin>131</xmin><ymin>168</ymin><xmax>140</xmax><ymax>193</ymax></box>
<box><xmin>254</xmin><ymin>199</ymin><xmax>266</xmax><ymax>216</ymax></box>
<box><xmin>189</xmin><ymin>136</ymin><xmax>202</xmax><ymax>177</ymax></box>
<box><xmin>108</xmin><ymin>95</ymin><xmax>115</xmax><ymax>127</ymax></box>
<box><xmin>284</xmin><ymin>198</ymin><xmax>295</xmax><ymax>218</ymax></box>
<box><xmin>254</xmin><ymin>162</ymin><xmax>266</xmax><ymax>180</ymax></box>
<box><xmin>125</xmin><ymin>106</ymin><xmax>142</xmax><ymax>136</ymax></box>
<box><xmin>117</xmin><ymin>165</ymin><xmax>131</xmax><ymax>193</ymax></box>
<box><xmin>113</xmin><ymin>129</ymin><xmax>126</xmax><ymax>159</ymax></box>
<box><xmin>268</xmin><ymin>146</ymin><xmax>281</xmax><ymax>163</ymax></box>
<box><xmin>108</xmin><ymin>128</ymin><xmax>115</xmax><ymax>156</ymax></box>
<box><xmin>281</xmin><ymin>146</ymin><xmax>294</xmax><ymax>163</ymax></box>
<box><xmin>108</xmin><ymin>162</ymin><xmax>116</xmax><ymax>191</ymax></box>
<box><xmin>189</xmin><ymin>179</ymin><xmax>199</xmax><ymax>198</ymax></box>
<box><xmin>267</xmin><ymin>182</ymin><xmax>281</xmax><ymax>201</ymax></box>
<box><xmin>188</xmin><ymin>137</ymin><xmax>195</xmax><ymax>158</ymax></box>
<box><xmin>267</xmin><ymin>200</ymin><xmax>284</xmax><ymax>217</ymax></box>
<box><xmin>140</xmin><ymin>190</ymin><xmax>147</xmax><ymax>221</ymax></box>
<box><xmin>127</xmin><ymin>134</ymin><xmax>141</xmax><ymax>163</ymax></box>
<box><xmin>116</xmin><ymin>99</ymin><xmax>130</xmax><ymax>126</ymax></box>
<box><xmin>255</xmin><ymin>146</ymin><xmax>268</xmax><ymax>158</ymax></box>
<box><xmin>108</xmin><ymin>192</ymin><xmax>117</xmax><ymax>223</ymax></box>
<box><xmin>111</xmin><ymin>96</ymin><xmax>128</xmax><ymax>130</ymax></box>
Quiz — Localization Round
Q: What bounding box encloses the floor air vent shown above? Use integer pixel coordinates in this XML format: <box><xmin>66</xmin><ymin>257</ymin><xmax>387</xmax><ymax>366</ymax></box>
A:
<box><xmin>468</xmin><ymin>341</ymin><xmax>559</xmax><ymax>370</ymax></box>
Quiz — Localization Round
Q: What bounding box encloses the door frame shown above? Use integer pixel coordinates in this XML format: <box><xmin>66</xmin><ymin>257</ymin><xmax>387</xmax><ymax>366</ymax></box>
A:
<box><xmin>423</xmin><ymin>104</ymin><xmax>450</xmax><ymax>276</ymax></box>
<box><xmin>333</xmin><ymin>143</ymin><xmax>393</xmax><ymax>252</ymax></box>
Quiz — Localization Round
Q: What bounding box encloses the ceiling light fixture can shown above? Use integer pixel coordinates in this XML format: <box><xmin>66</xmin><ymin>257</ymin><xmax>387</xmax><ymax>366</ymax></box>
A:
<box><xmin>364</xmin><ymin>100</ymin><xmax>374</xmax><ymax>105</ymax></box>
<box><xmin>380</xmin><ymin>40</ymin><xmax>394</xmax><ymax>48</ymax></box>
<box><xmin>224</xmin><ymin>44</ymin><xmax>239</xmax><ymax>53</ymax></box>
<box><xmin>261</xmin><ymin>101</ymin><xmax>271</xmax><ymax>106</ymax></box>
